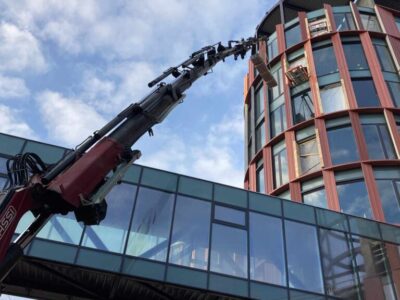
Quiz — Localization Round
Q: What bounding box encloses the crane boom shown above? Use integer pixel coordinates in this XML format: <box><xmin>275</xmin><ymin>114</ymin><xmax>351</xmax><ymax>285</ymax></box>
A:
<box><xmin>0</xmin><ymin>36</ymin><xmax>264</xmax><ymax>281</ymax></box>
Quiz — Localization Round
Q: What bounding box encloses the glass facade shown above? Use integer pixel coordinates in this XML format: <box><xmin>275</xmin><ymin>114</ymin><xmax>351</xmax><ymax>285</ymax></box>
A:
<box><xmin>334</xmin><ymin>12</ymin><xmax>355</xmax><ymax>31</ymax></box>
<box><xmin>313</xmin><ymin>45</ymin><xmax>339</xmax><ymax>77</ymax></box>
<box><xmin>4</xmin><ymin>131</ymin><xmax>400</xmax><ymax>299</ymax></box>
<box><xmin>327</xmin><ymin>125</ymin><xmax>359</xmax><ymax>165</ymax></box>
<box><xmin>273</xmin><ymin>140</ymin><xmax>289</xmax><ymax>188</ymax></box>
<box><xmin>291</xmin><ymin>90</ymin><xmax>314</xmax><ymax>124</ymax></box>
<box><xmin>337</xmin><ymin>180</ymin><xmax>373</xmax><ymax>218</ymax></box>
<box><xmin>352</xmin><ymin>78</ymin><xmax>380</xmax><ymax>107</ymax></box>
<box><xmin>285</xmin><ymin>24</ymin><xmax>301</xmax><ymax>49</ymax></box>
<box><xmin>319</xmin><ymin>83</ymin><xmax>346</xmax><ymax>113</ymax></box>
<box><xmin>343</xmin><ymin>42</ymin><xmax>369</xmax><ymax>71</ymax></box>
<box><xmin>361</xmin><ymin>13</ymin><xmax>381</xmax><ymax>32</ymax></box>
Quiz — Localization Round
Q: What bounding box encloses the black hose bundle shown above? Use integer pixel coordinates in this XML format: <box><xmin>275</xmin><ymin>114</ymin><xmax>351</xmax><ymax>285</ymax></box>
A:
<box><xmin>6</xmin><ymin>153</ymin><xmax>47</xmax><ymax>188</ymax></box>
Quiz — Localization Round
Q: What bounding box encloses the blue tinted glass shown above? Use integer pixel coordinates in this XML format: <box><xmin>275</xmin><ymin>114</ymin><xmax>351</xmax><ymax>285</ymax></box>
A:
<box><xmin>313</xmin><ymin>46</ymin><xmax>338</xmax><ymax>77</ymax></box>
<box><xmin>376</xmin><ymin>180</ymin><xmax>400</xmax><ymax>224</ymax></box>
<box><xmin>0</xmin><ymin>157</ymin><xmax>7</xmax><ymax>174</ymax></box>
<box><xmin>126</xmin><ymin>187</ymin><xmax>174</xmax><ymax>261</ymax></box>
<box><xmin>0</xmin><ymin>177</ymin><xmax>6</xmax><ymax>190</ymax></box>
<box><xmin>82</xmin><ymin>183</ymin><xmax>137</xmax><ymax>253</ymax></box>
<box><xmin>214</xmin><ymin>205</ymin><xmax>245</xmax><ymax>226</ymax></box>
<box><xmin>0</xmin><ymin>134</ymin><xmax>24</xmax><ymax>156</ymax></box>
<box><xmin>343</xmin><ymin>43</ymin><xmax>368</xmax><ymax>71</ymax></box>
<box><xmin>375</xmin><ymin>43</ymin><xmax>395</xmax><ymax>72</ymax></box>
<box><xmin>292</xmin><ymin>91</ymin><xmax>314</xmax><ymax>124</ymax></box>
<box><xmin>335</xmin><ymin>13</ymin><xmax>355</xmax><ymax>31</ymax></box>
<box><xmin>255</xmin><ymin>85</ymin><xmax>264</xmax><ymax>118</ymax></box>
<box><xmin>337</xmin><ymin>181</ymin><xmax>372</xmax><ymax>218</ymax></box>
<box><xmin>387</xmin><ymin>81</ymin><xmax>400</xmax><ymax>107</ymax></box>
<box><xmin>285</xmin><ymin>220</ymin><xmax>324</xmax><ymax>293</ymax></box>
<box><xmin>327</xmin><ymin>126</ymin><xmax>359</xmax><ymax>165</ymax></box>
<box><xmin>210</xmin><ymin>224</ymin><xmax>248</xmax><ymax>278</ymax></box>
<box><xmin>352</xmin><ymin>79</ymin><xmax>379</xmax><ymax>107</ymax></box>
<box><xmin>250</xmin><ymin>213</ymin><xmax>285</xmax><ymax>285</ymax></box>
<box><xmin>268</xmin><ymin>38</ymin><xmax>278</xmax><ymax>60</ymax></box>
<box><xmin>320</xmin><ymin>229</ymin><xmax>359</xmax><ymax>298</ymax></box>
<box><xmin>37</xmin><ymin>213</ymin><xmax>83</xmax><ymax>245</ymax></box>
<box><xmin>23</xmin><ymin>141</ymin><xmax>65</xmax><ymax>164</ymax></box>
<box><xmin>256</xmin><ymin>165</ymin><xmax>265</xmax><ymax>193</ymax></box>
<box><xmin>285</xmin><ymin>25</ymin><xmax>301</xmax><ymax>49</ymax></box>
<box><xmin>169</xmin><ymin>196</ymin><xmax>211</xmax><ymax>270</ymax></box>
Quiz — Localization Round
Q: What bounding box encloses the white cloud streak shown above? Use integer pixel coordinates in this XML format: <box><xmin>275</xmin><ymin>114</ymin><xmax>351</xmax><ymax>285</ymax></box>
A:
<box><xmin>0</xmin><ymin>104</ymin><xmax>37</xmax><ymax>139</ymax></box>
<box><xmin>0</xmin><ymin>74</ymin><xmax>29</xmax><ymax>98</ymax></box>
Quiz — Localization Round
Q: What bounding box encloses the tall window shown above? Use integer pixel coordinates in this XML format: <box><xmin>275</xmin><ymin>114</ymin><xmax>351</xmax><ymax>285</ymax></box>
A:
<box><xmin>335</xmin><ymin>170</ymin><xmax>373</xmax><ymax>218</ymax></box>
<box><xmin>285</xmin><ymin>24</ymin><xmax>301</xmax><ymax>49</ymax></box>
<box><xmin>269</xmin><ymin>65</ymin><xmax>286</xmax><ymax>137</ymax></box>
<box><xmin>268</xmin><ymin>35</ymin><xmax>278</xmax><ymax>60</ymax></box>
<box><xmin>374</xmin><ymin>40</ymin><xmax>396</xmax><ymax>73</ymax></box>
<box><xmin>320</xmin><ymin>83</ymin><xmax>346</xmax><ymax>113</ymax></box>
<box><xmin>255</xmin><ymin>121</ymin><xmax>265</xmax><ymax>152</ymax></box>
<box><xmin>256</xmin><ymin>159</ymin><xmax>265</xmax><ymax>193</ymax></box>
<box><xmin>343</xmin><ymin>42</ymin><xmax>369</xmax><ymax>71</ymax></box>
<box><xmin>270</xmin><ymin>104</ymin><xmax>286</xmax><ymax>137</ymax></box>
<box><xmin>291</xmin><ymin>89</ymin><xmax>314</xmax><ymax>124</ymax></box>
<box><xmin>360</xmin><ymin>13</ymin><xmax>381</xmax><ymax>32</ymax></box>
<box><xmin>326</xmin><ymin>118</ymin><xmax>359</xmax><ymax>165</ymax></box>
<box><xmin>296</xmin><ymin>126</ymin><xmax>320</xmax><ymax>175</ymax></box>
<box><xmin>255</xmin><ymin>84</ymin><xmax>265</xmax><ymax>152</ymax></box>
<box><xmin>313</xmin><ymin>45</ymin><xmax>339</xmax><ymax>77</ymax></box>
<box><xmin>334</xmin><ymin>12</ymin><xmax>355</xmax><ymax>31</ymax></box>
<box><xmin>352</xmin><ymin>78</ymin><xmax>380</xmax><ymax>107</ymax></box>
<box><xmin>302</xmin><ymin>177</ymin><xmax>328</xmax><ymax>208</ymax></box>
<box><xmin>272</xmin><ymin>140</ymin><xmax>289</xmax><ymax>188</ymax></box>
<box><xmin>361</xmin><ymin>115</ymin><xmax>396</xmax><ymax>160</ymax></box>
<box><xmin>396</xmin><ymin>16</ymin><xmax>400</xmax><ymax>32</ymax></box>
<box><xmin>255</xmin><ymin>84</ymin><xmax>264</xmax><ymax>119</ymax></box>
<box><xmin>374</xmin><ymin>168</ymin><xmax>400</xmax><ymax>224</ymax></box>
<box><xmin>387</xmin><ymin>81</ymin><xmax>400</xmax><ymax>107</ymax></box>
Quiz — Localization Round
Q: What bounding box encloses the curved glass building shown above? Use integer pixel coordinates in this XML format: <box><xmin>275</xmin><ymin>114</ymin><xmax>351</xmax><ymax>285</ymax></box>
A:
<box><xmin>245</xmin><ymin>0</ymin><xmax>400</xmax><ymax>226</ymax></box>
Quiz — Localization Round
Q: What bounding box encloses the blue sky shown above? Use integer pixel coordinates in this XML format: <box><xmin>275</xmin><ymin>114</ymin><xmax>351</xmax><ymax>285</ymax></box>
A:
<box><xmin>0</xmin><ymin>0</ymin><xmax>273</xmax><ymax>188</ymax></box>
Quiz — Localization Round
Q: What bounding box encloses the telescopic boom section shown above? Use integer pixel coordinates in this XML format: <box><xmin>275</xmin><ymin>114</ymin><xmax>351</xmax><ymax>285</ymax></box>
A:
<box><xmin>0</xmin><ymin>36</ymin><xmax>264</xmax><ymax>280</ymax></box>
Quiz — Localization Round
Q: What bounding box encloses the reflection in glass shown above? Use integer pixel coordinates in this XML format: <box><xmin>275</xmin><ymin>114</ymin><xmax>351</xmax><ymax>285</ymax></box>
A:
<box><xmin>313</xmin><ymin>46</ymin><xmax>338</xmax><ymax>77</ymax></box>
<box><xmin>352</xmin><ymin>79</ymin><xmax>380</xmax><ymax>107</ymax></box>
<box><xmin>320</xmin><ymin>229</ymin><xmax>359</xmax><ymax>299</ymax></box>
<box><xmin>0</xmin><ymin>157</ymin><xmax>7</xmax><ymax>174</ymax></box>
<box><xmin>285</xmin><ymin>25</ymin><xmax>301</xmax><ymax>49</ymax></box>
<box><xmin>215</xmin><ymin>205</ymin><xmax>246</xmax><ymax>226</ymax></box>
<box><xmin>255</xmin><ymin>121</ymin><xmax>265</xmax><ymax>152</ymax></box>
<box><xmin>352</xmin><ymin>236</ymin><xmax>396</xmax><ymax>299</ymax></box>
<box><xmin>376</xmin><ymin>180</ymin><xmax>400</xmax><ymax>224</ymax></box>
<box><xmin>337</xmin><ymin>180</ymin><xmax>372</xmax><ymax>218</ymax></box>
<box><xmin>320</xmin><ymin>83</ymin><xmax>346</xmax><ymax>113</ymax></box>
<box><xmin>292</xmin><ymin>90</ymin><xmax>314</xmax><ymax>124</ymax></box>
<box><xmin>250</xmin><ymin>213</ymin><xmax>285</xmax><ymax>285</ymax></box>
<box><xmin>387</xmin><ymin>81</ymin><xmax>400</xmax><ymax>107</ymax></box>
<box><xmin>126</xmin><ymin>187</ymin><xmax>174</xmax><ymax>261</ymax></box>
<box><xmin>256</xmin><ymin>165</ymin><xmax>265</xmax><ymax>193</ymax></box>
<box><xmin>303</xmin><ymin>188</ymin><xmax>328</xmax><ymax>208</ymax></box>
<box><xmin>210</xmin><ymin>224</ymin><xmax>247</xmax><ymax>278</ymax></box>
<box><xmin>255</xmin><ymin>85</ymin><xmax>264</xmax><ymax>118</ymax></box>
<box><xmin>0</xmin><ymin>177</ymin><xmax>6</xmax><ymax>190</ymax></box>
<box><xmin>82</xmin><ymin>184</ymin><xmax>137</xmax><ymax>253</ymax></box>
<box><xmin>334</xmin><ymin>13</ymin><xmax>355</xmax><ymax>31</ymax></box>
<box><xmin>361</xmin><ymin>14</ymin><xmax>381</xmax><ymax>32</ymax></box>
<box><xmin>285</xmin><ymin>220</ymin><xmax>324</xmax><ymax>293</ymax></box>
<box><xmin>270</xmin><ymin>105</ymin><xmax>286</xmax><ymax>137</ymax></box>
<box><xmin>343</xmin><ymin>43</ymin><xmax>368</xmax><ymax>71</ymax></box>
<box><xmin>362</xmin><ymin>124</ymin><xmax>396</xmax><ymax>160</ymax></box>
<box><xmin>271</xmin><ymin>69</ymin><xmax>283</xmax><ymax>100</ymax></box>
<box><xmin>268</xmin><ymin>38</ymin><xmax>278</xmax><ymax>60</ymax></box>
<box><xmin>38</xmin><ymin>213</ymin><xmax>83</xmax><ymax>245</ymax></box>
<box><xmin>375</xmin><ymin>43</ymin><xmax>396</xmax><ymax>72</ymax></box>
<box><xmin>327</xmin><ymin>126</ymin><xmax>359</xmax><ymax>165</ymax></box>
<box><xmin>169</xmin><ymin>196</ymin><xmax>210</xmax><ymax>270</ymax></box>
<box><xmin>273</xmin><ymin>147</ymin><xmax>289</xmax><ymax>188</ymax></box>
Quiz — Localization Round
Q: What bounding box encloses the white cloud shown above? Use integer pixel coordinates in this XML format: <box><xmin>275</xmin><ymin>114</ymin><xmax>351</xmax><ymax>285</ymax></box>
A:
<box><xmin>0</xmin><ymin>22</ymin><xmax>47</xmax><ymax>73</ymax></box>
<box><xmin>0</xmin><ymin>74</ymin><xmax>29</xmax><ymax>98</ymax></box>
<box><xmin>139</xmin><ymin>105</ymin><xmax>244</xmax><ymax>187</ymax></box>
<box><xmin>0</xmin><ymin>104</ymin><xmax>37</xmax><ymax>139</ymax></box>
<box><xmin>36</xmin><ymin>90</ymin><xmax>106</xmax><ymax>146</ymax></box>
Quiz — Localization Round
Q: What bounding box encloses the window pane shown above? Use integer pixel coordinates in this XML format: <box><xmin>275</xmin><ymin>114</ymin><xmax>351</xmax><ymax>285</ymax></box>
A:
<box><xmin>352</xmin><ymin>79</ymin><xmax>380</xmax><ymax>107</ymax></box>
<box><xmin>0</xmin><ymin>177</ymin><xmax>6</xmax><ymax>190</ymax></box>
<box><xmin>303</xmin><ymin>189</ymin><xmax>328</xmax><ymax>208</ymax></box>
<box><xmin>256</xmin><ymin>122</ymin><xmax>265</xmax><ymax>152</ymax></box>
<box><xmin>387</xmin><ymin>81</ymin><xmax>400</xmax><ymax>107</ymax></box>
<box><xmin>250</xmin><ymin>213</ymin><xmax>285</xmax><ymax>285</ymax></box>
<box><xmin>352</xmin><ymin>236</ymin><xmax>396</xmax><ymax>299</ymax></box>
<box><xmin>320</xmin><ymin>229</ymin><xmax>359</xmax><ymax>299</ymax></box>
<box><xmin>126</xmin><ymin>187</ymin><xmax>174</xmax><ymax>261</ymax></box>
<box><xmin>362</xmin><ymin>124</ymin><xmax>396</xmax><ymax>160</ymax></box>
<box><xmin>210</xmin><ymin>224</ymin><xmax>247</xmax><ymax>278</ymax></box>
<box><xmin>285</xmin><ymin>220</ymin><xmax>324</xmax><ymax>293</ymax></box>
<box><xmin>256</xmin><ymin>165</ymin><xmax>265</xmax><ymax>193</ymax></box>
<box><xmin>255</xmin><ymin>85</ymin><xmax>264</xmax><ymax>118</ymax></box>
<box><xmin>327</xmin><ymin>126</ymin><xmax>359</xmax><ymax>165</ymax></box>
<box><xmin>285</xmin><ymin>25</ymin><xmax>301</xmax><ymax>49</ymax></box>
<box><xmin>271</xmin><ymin>105</ymin><xmax>285</xmax><ymax>137</ymax></box>
<box><xmin>375</xmin><ymin>43</ymin><xmax>396</xmax><ymax>72</ymax></box>
<box><xmin>292</xmin><ymin>90</ymin><xmax>314</xmax><ymax>124</ymax></box>
<box><xmin>334</xmin><ymin>13</ymin><xmax>355</xmax><ymax>31</ymax></box>
<box><xmin>320</xmin><ymin>83</ymin><xmax>346</xmax><ymax>113</ymax></box>
<box><xmin>299</xmin><ymin>137</ymin><xmax>320</xmax><ymax>174</ymax></box>
<box><xmin>376</xmin><ymin>180</ymin><xmax>400</xmax><ymax>224</ymax></box>
<box><xmin>337</xmin><ymin>181</ymin><xmax>372</xmax><ymax>218</ymax></box>
<box><xmin>313</xmin><ymin>46</ymin><xmax>338</xmax><ymax>77</ymax></box>
<box><xmin>214</xmin><ymin>205</ymin><xmax>246</xmax><ymax>226</ymax></box>
<box><xmin>268</xmin><ymin>38</ymin><xmax>278</xmax><ymax>60</ymax></box>
<box><xmin>82</xmin><ymin>183</ymin><xmax>137</xmax><ymax>253</ymax></box>
<box><xmin>273</xmin><ymin>147</ymin><xmax>288</xmax><ymax>188</ymax></box>
<box><xmin>396</xmin><ymin>17</ymin><xmax>400</xmax><ymax>32</ymax></box>
<box><xmin>343</xmin><ymin>43</ymin><xmax>368</xmax><ymax>71</ymax></box>
<box><xmin>23</xmin><ymin>141</ymin><xmax>65</xmax><ymax>165</ymax></box>
<box><xmin>0</xmin><ymin>157</ymin><xmax>7</xmax><ymax>174</ymax></box>
<box><xmin>271</xmin><ymin>69</ymin><xmax>283</xmax><ymax>100</ymax></box>
<box><xmin>169</xmin><ymin>196</ymin><xmax>211</xmax><ymax>270</ymax></box>
<box><xmin>361</xmin><ymin>14</ymin><xmax>381</xmax><ymax>32</ymax></box>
